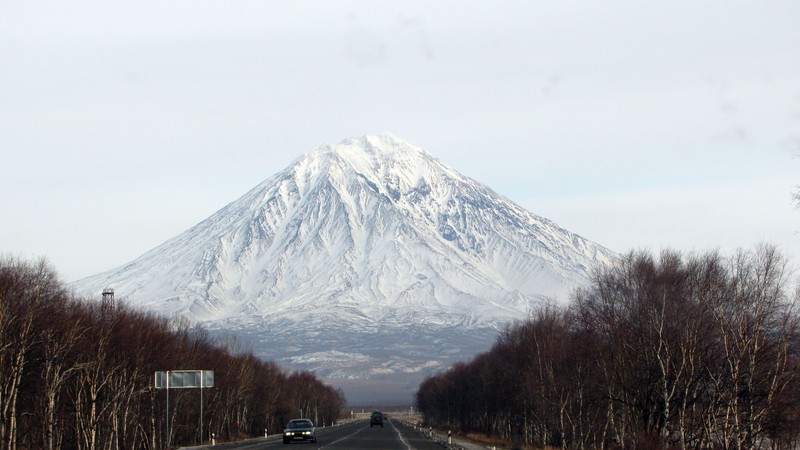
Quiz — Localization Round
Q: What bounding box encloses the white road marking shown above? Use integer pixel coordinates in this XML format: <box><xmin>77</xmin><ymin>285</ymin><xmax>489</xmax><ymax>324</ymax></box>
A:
<box><xmin>389</xmin><ymin>420</ymin><xmax>412</xmax><ymax>450</ymax></box>
<box><xmin>319</xmin><ymin>423</ymin><xmax>366</xmax><ymax>449</ymax></box>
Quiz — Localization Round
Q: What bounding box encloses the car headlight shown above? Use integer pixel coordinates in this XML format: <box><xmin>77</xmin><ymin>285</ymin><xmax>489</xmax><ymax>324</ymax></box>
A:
<box><xmin>303</xmin><ymin>431</ymin><xmax>311</xmax><ymax>435</ymax></box>
<box><xmin>284</xmin><ymin>432</ymin><xmax>291</xmax><ymax>436</ymax></box>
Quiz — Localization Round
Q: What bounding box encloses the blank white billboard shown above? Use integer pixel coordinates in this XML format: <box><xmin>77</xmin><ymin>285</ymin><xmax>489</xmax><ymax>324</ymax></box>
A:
<box><xmin>154</xmin><ymin>370</ymin><xmax>214</xmax><ymax>389</ymax></box>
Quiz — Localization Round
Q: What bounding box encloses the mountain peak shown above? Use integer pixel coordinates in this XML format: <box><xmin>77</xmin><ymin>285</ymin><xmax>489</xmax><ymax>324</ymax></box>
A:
<box><xmin>308</xmin><ymin>133</ymin><xmax>424</xmax><ymax>162</ymax></box>
<box><xmin>340</xmin><ymin>133</ymin><xmax>419</xmax><ymax>153</ymax></box>
<box><xmin>290</xmin><ymin>133</ymin><xmax>445</xmax><ymax>202</ymax></box>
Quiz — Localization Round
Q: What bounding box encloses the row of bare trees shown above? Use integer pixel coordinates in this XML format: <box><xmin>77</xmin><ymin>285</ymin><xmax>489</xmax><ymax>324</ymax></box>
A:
<box><xmin>417</xmin><ymin>245</ymin><xmax>800</xmax><ymax>449</ymax></box>
<box><xmin>0</xmin><ymin>256</ymin><xmax>345</xmax><ymax>450</ymax></box>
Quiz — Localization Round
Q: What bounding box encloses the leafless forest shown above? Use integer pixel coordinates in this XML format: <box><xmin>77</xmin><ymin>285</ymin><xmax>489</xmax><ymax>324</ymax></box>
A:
<box><xmin>417</xmin><ymin>245</ymin><xmax>800</xmax><ymax>449</ymax></box>
<box><xmin>0</xmin><ymin>257</ymin><xmax>345</xmax><ymax>450</ymax></box>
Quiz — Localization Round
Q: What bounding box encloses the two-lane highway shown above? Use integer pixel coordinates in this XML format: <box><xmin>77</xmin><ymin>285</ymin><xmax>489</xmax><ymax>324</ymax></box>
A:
<box><xmin>193</xmin><ymin>418</ymin><xmax>445</xmax><ymax>450</ymax></box>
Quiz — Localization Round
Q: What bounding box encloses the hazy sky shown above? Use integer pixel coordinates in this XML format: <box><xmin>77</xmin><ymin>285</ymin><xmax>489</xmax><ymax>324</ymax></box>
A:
<box><xmin>2</xmin><ymin>1</ymin><xmax>799</xmax><ymax>283</ymax></box>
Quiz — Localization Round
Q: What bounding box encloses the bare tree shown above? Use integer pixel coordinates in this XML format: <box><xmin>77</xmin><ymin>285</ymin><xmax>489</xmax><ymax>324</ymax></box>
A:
<box><xmin>37</xmin><ymin>303</ymin><xmax>87</xmax><ymax>450</ymax></box>
<box><xmin>704</xmin><ymin>245</ymin><xmax>797</xmax><ymax>449</ymax></box>
<box><xmin>0</xmin><ymin>257</ymin><xmax>62</xmax><ymax>450</ymax></box>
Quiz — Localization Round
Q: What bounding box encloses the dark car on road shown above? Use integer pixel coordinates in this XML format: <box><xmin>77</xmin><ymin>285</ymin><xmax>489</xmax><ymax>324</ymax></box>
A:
<box><xmin>283</xmin><ymin>418</ymin><xmax>316</xmax><ymax>444</ymax></box>
<box><xmin>370</xmin><ymin>411</ymin><xmax>383</xmax><ymax>427</ymax></box>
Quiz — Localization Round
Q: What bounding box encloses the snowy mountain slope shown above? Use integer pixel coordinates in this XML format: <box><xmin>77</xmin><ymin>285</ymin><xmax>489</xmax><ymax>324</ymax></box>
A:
<box><xmin>71</xmin><ymin>134</ymin><xmax>615</xmax><ymax>397</ymax></box>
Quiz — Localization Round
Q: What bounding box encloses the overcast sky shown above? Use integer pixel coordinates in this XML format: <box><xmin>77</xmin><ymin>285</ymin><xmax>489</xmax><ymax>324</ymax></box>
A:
<box><xmin>2</xmin><ymin>1</ymin><xmax>799</xmax><ymax>283</ymax></box>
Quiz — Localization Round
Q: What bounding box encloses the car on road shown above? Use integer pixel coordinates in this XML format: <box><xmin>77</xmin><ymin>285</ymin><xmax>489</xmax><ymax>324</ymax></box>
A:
<box><xmin>370</xmin><ymin>411</ymin><xmax>383</xmax><ymax>427</ymax></box>
<box><xmin>283</xmin><ymin>418</ymin><xmax>316</xmax><ymax>444</ymax></box>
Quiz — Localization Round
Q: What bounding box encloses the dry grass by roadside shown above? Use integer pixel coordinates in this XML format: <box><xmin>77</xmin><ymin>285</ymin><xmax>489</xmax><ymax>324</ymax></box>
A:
<box><xmin>464</xmin><ymin>432</ymin><xmax>506</xmax><ymax>447</ymax></box>
<box><xmin>464</xmin><ymin>432</ymin><xmax>562</xmax><ymax>450</ymax></box>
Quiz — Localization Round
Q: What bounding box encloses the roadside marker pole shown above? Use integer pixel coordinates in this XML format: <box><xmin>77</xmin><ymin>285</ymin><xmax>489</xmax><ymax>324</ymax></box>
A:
<box><xmin>166</xmin><ymin>372</ymin><xmax>170</xmax><ymax>447</ymax></box>
<box><xmin>200</xmin><ymin>373</ymin><xmax>203</xmax><ymax>444</ymax></box>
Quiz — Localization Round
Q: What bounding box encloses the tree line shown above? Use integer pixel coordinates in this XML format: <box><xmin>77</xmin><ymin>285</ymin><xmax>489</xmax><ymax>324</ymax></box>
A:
<box><xmin>0</xmin><ymin>256</ymin><xmax>345</xmax><ymax>450</ymax></box>
<box><xmin>416</xmin><ymin>245</ymin><xmax>800</xmax><ymax>449</ymax></box>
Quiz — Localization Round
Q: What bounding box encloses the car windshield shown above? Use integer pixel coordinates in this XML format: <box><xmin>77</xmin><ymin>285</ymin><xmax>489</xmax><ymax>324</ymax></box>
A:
<box><xmin>287</xmin><ymin>420</ymin><xmax>312</xmax><ymax>429</ymax></box>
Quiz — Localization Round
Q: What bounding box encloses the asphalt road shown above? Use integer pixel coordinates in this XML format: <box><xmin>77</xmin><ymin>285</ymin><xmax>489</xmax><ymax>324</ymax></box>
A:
<box><xmin>189</xmin><ymin>418</ymin><xmax>447</xmax><ymax>450</ymax></box>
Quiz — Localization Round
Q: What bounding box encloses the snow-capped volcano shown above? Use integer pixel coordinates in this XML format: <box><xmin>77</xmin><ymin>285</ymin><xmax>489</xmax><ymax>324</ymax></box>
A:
<box><xmin>72</xmin><ymin>134</ymin><xmax>615</xmax><ymax>402</ymax></box>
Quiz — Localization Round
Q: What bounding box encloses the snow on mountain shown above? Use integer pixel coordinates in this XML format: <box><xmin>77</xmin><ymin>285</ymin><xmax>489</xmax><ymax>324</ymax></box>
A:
<box><xmin>71</xmin><ymin>134</ymin><xmax>615</xmax><ymax>401</ymax></box>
